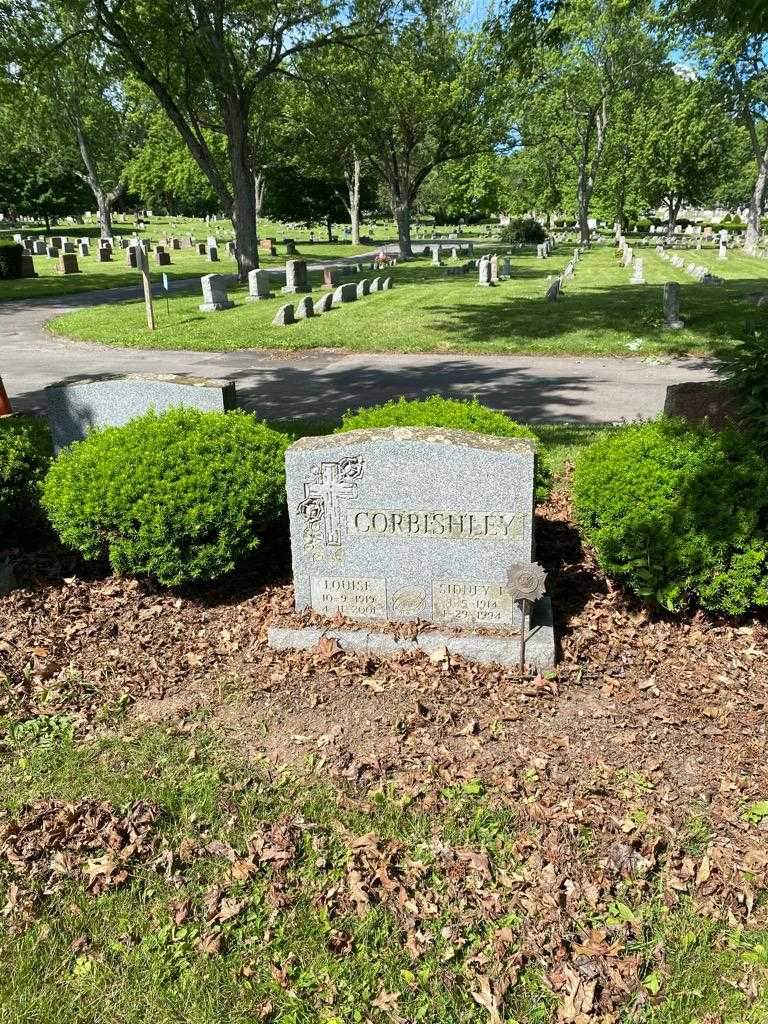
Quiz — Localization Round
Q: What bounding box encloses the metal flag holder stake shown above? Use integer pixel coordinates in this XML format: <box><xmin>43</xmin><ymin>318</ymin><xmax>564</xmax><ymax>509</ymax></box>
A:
<box><xmin>507</xmin><ymin>562</ymin><xmax>547</xmax><ymax>674</ymax></box>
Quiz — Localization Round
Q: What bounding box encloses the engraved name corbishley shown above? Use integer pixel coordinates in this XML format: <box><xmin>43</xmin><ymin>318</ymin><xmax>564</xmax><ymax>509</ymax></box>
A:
<box><xmin>297</xmin><ymin>456</ymin><xmax>364</xmax><ymax>557</ymax></box>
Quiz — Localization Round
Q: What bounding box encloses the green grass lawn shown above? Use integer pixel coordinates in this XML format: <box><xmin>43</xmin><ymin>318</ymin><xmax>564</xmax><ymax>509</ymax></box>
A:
<box><xmin>0</xmin><ymin>239</ymin><xmax>376</xmax><ymax>303</ymax></box>
<box><xmin>0</xmin><ymin>214</ymin><xmax>492</xmax><ymax>303</ymax></box>
<box><xmin>0</xmin><ymin>724</ymin><xmax>766</xmax><ymax>1024</ymax></box>
<box><xmin>48</xmin><ymin>244</ymin><xmax>768</xmax><ymax>357</ymax></box>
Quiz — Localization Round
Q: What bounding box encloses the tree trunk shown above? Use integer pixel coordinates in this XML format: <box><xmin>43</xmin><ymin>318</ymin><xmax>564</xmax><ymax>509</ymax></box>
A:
<box><xmin>666</xmin><ymin>197</ymin><xmax>682</xmax><ymax>242</ymax></box>
<box><xmin>326</xmin><ymin>214</ymin><xmax>333</xmax><ymax>241</ymax></box>
<box><xmin>227</xmin><ymin>107</ymin><xmax>258</xmax><ymax>278</ymax></box>
<box><xmin>392</xmin><ymin>192</ymin><xmax>413</xmax><ymax>258</ymax></box>
<box><xmin>745</xmin><ymin>148</ymin><xmax>768</xmax><ymax>255</ymax></box>
<box><xmin>348</xmin><ymin>158</ymin><xmax>361</xmax><ymax>244</ymax></box>
<box><xmin>254</xmin><ymin>173</ymin><xmax>266</xmax><ymax>219</ymax></box>
<box><xmin>97</xmin><ymin>193</ymin><xmax>113</xmax><ymax>238</ymax></box>
<box><xmin>576</xmin><ymin>168</ymin><xmax>591</xmax><ymax>247</ymax></box>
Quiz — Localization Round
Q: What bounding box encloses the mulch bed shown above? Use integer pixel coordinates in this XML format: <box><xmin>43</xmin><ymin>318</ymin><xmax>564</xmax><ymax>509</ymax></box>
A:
<box><xmin>1</xmin><ymin>484</ymin><xmax>767</xmax><ymax>1019</ymax></box>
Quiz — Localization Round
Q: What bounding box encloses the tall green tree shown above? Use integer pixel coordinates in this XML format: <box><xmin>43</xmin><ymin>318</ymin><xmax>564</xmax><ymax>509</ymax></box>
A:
<box><xmin>1</xmin><ymin>4</ymin><xmax>135</xmax><ymax>236</ymax></box>
<box><xmin>507</xmin><ymin>0</ymin><xmax>663</xmax><ymax>245</ymax></box>
<box><xmin>637</xmin><ymin>71</ymin><xmax>732</xmax><ymax>238</ymax></box>
<box><xmin>65</xmin><ymin>0</ymin><xmax>378</xmax><ymax>278</ymax></box>
<box><xmin>679</xmin><ymin>7</ymin><xmax>768</xmax><ymax>252</ymax></box>
<box><xmin>308</xmin><ymin>4</ymin><xmax>506</xmax><ymax>256</ymax></box>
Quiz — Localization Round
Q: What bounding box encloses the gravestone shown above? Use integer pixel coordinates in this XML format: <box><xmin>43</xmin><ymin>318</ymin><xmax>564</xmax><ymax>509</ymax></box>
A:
<box><xmin>282</xmin><ymin>259</ymin><xmax>311</xmax><ymax>294</ymax></box>
<box><xmin>46</xmin><ymin>246</ymin><xmax>58</xmax><ymax>259</ymax></box>
<box><xmin>33</xmin><ymin>240</ymin><xmax>46</xmax><ymax>255</ymax></box>
<box><xmin>477</xmin><ymin>256</ymin><xmax>493</xmax><ymax>287</ymax></box>
<box><xmin>432</xmin><ymin>246</ymin><xmax>442</xmax><ymax>266</ymax></box>
<box><xmin>356</xmin><ymin>279</ymin><xmax>370</xmax><ymax>297</ymax></box>
<box><xmin>333</xmin><ymin>282</ymin><xmax>357</xmax><ymax>305</ymax></box>
<box><xmin>78</xmin><ymin>242</ymin><xmax>89</xmax><ymax>257</ymax></box>
<box><xmin>126</xmin><ymin>247</ymin><xmax>138</xmax><ymax>268</ymax></box>
<box><xmin>247</xmin><ymin>268</ymin><xmax>272</xmax><ymax>300</ymax></box>
<box><xmin>502</xmin><ymin>255</ymin><xmax>511</xmax><ymax>278</ymax></box>
<box><xmin>315</xmin><ymin>292</ymin><xmax>334</xmax><ymax>313</ymax></box>
<box><xmin>56</xmin><ymin>253</ymin><xmax>80</xmax><ymax>275</ymax></box>
<box><xmin>199</xmin><ymin>273</ymin><xmax>235</xmax><ymax>312</ymax></box>
<box><xmin>46</xmin><ymin>373</ymin><xmax>237</xmax><ymax>453</ymax></box>
<box><xmin>156</xmin><ymin>250</ymin><xmax>171</xmax><ymax>266</ymax></box>
<box><xmin>382</xmin><ymin>277</ymin><xmax>393</xmax><ymax>290</ymax></box>
<box><xmin>172</xmin><ymin>238</ymin><xmax>181</xmax><ymax>250</ymax></box>
<box><xmin>323</xmin><ymin>267</ymin><xmax>339</xmax><ymax>287</ymax></box>
<box><xmin>718</xmin><ymin>241</ymin><xmax>727</xmax><ymax>261</ymax></box>
<box><xmin>98</xmin><ymin>247</ymin><xmax>111</xmax><ymax>262</ymax></box>
<box><xmin>285</xmin><ymin>239</ymin><xmax>297</xmax><ymax>255</ymax></box>
<box><xmin>62</xmin><ymin>241</ymin><xmax>75</xmax><ymax>254</ymax></box>
<box><xmin>259</xmin><ymin>238</ymin><xmax>277</xmax><ymax>256</ymax></box>
<box><xmin>197</xmin><ymin>242</ymin><xmax>207</xmax><ymax>255</ymax></box>
<box><xmin>207</xmin><ymin>245</ymin><xmax>220</xmax><ymax>262</ymax></box>
<box><xmin>270</xmin><ymin>427</ymin><xmax>553</xmax><ymax>669</ymax></box>
<box><xmin>20</xmin><ymin>254</ymin><xmax>37</xmax><ymax>278</ymax></box>
<box><xmin>490</xmin><ymin>255</ymin><xmax>500</xmax><ymax>283</ymax></box>
<box><xmin>273</xmin><ymin>303</ymin><xmax>295</xmax><ymax>325</ymax></box>
<box><xmin>370</xmin><ymin>277</ymin><xmax>382</xmax><ymax>291</ymax></box>
<box><xmin>544</xmin><ymin>277</ymin><xmax>561</xmax><ymax>301</ymax></box>
<box><xmin>663</xmin><ymin>282</ymin><xmax>684</xmax><ymax>329</ymax></box>
<box><xmin>630</xmin><ymin>257</ymin><xmax>645</xmax><ymax>284</ymax></box>
<box><xmin>296</xmin><ymin>295</ymin><xmax>314</xmax><ymax>319</ymax></box>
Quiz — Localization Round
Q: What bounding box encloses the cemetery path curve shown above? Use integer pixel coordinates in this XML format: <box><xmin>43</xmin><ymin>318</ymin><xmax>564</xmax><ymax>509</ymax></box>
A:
<box><xmin>2</xmin><ymin>275</ymin><xmax>716</xmax><ymax>425</ymax></box>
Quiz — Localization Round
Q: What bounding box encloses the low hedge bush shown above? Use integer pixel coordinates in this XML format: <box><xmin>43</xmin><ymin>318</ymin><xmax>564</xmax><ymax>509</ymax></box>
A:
<box><xmin>573</xmin><ymin>418</ymin><xmax>768</xmax><ymax>614</ymax></box>
<box><xmin>337</xmin><ymin>396</ymin><xmax>551</xmax><ymax>501</ymax></box>
<box><xmin>499</xmin><ymin>218</ymin><xmax>546</xmax><ymax>245</ymax></box>
<box><xmin>0</xmin><ymin>416</ymin><xmax>52</xmax><ymax>537</ymax></box>
<box><xmin>42</xmin><ymin>409</ymin><xmax>288</xmax><ymax>586</ymax></box>
<box><xmin>0</xmin><ymin>239</ymin><xmax>24</xmax><ymax>280</ymax></box>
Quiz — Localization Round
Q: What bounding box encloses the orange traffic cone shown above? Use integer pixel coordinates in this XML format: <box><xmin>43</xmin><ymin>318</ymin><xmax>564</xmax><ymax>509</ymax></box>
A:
<box><xmin>0</xmin><ymin>377</ymin><xmax>13</xmax><ymax>417</ymax></box>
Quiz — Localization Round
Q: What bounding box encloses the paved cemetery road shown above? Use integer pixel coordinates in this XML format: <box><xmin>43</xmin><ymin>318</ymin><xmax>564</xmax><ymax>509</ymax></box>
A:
<box><xmin>1</xmin><ymin>267</ymin><xmax>716</xmax><ymax>425</ymax></box>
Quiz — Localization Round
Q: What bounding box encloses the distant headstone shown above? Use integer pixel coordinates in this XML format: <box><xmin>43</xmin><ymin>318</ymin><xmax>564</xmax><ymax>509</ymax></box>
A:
<box><xmin>478</xmin><ymin>256</ymin><xmax>493</xmax><ymax>287</ymax></box>
<box><xmin>501</xmin><ymin>255</ymin><xmax>511</xmax><ymax>278</ymax></box>
<box><xmin>46</xmin><ymin>246</ymin><xmax>58</xmax><ymax>259</ymax></box>
<box><xmin>282</xmin><ymin>259</ymin><xmax>311</xmax><ymax>294</ymax></box>
<box><xmin>247</xmin><ymin>268</ymin><xmax>272</xmax><ymax>300</ymax></box>
<box><xmin>370</xmin><ymin>277</ymin><xmax>382</xmax><ymax>292</ymax></box>
<box><xmin>382</xmin><ymin>277</ymin><xmax>393</xmax><ymax>290</ymax></box>
<box><xmin>20</xmin><ymin>254</ymin><xmax>37</xmax><ymax>278</ymax></box>
<box><xmin>333</xmin><ymin>282</ymin><xmax>357</xmax><ymax>305</ymax></box>
<box><xmin>285</xmin><ymin>239</ymin><xmax>297</xmax><ymax>255</ymax></box>
<box><xmin>356</xmin><ymin>278</ymin><xmax>370</xmax><ymax>297</ymax></box>
<box><xmin>663</xmin><ymin>281</ymin><xmax>684</xmax><ymax>329</ymax></box>
<box><xmin>197</xmin><ymin>242</ymin><xmax>207</xmax><ymax>255</ymax></box>
<box><xmin>315</xmin><ymin>292</ymin><xmax>333</xmax><ymax>313</ymax></box>
<box><xmin>78</xmin><ymin>242</ymin><xmax>89</xmax><ymax>257</ymax></box>
<box><xmin>490</xmin><ymin>255</ymin><xmax>499</xmax><ymax>283</ymax></box>
<box><xmin>199</xmin><ymin>273</ymin><xmax>234</xmax><ymax>312</ymax></box>
<box><xmin>296</xmin><ymin>295</ymin><xmax>314</xmax><ymax>318</ymax></box>
<box><xmin>544</xmin><ymin>277</ymin><xmax>561</xmax><ymax>301</ymax></box>
<box><xmin>259</xmin><ymin>237</ymin><xmax>277</xmax><ymax>256</ymax></box>
<box><xmin>718</xmin><ymin>241</ymin><xmax>727</xmax><ymax>261</ymax></box>
<box><xmin>273</xmin><ymin>303</ymin><xmax>295</xmax><ymax>325</ymax></box>
<box><xmin>62</xmin><ymin>241</ymin><xmax>75</xmax><ymax>254</ymax></box>
<box><xmin>207</xmin><ymin>245</ymin><xmax>220</xmax><ymax>262</ymax></box>
<box><xmin>323</xmin><ymin>267</ymin><xmax>339</xmax><ymax>287</ymax></box>
<box><xmin>172</xmin><ymin>237</ymin><xmax>181</xmax><ymax>250</ymax></box>
<box><xmin>630</xmin><ymin>257</ymin><xmax>645</xmax><ymax>284</ymax></box>
<box><xmin>33</xmin><ymin>240</ymin><xmax>46</xmax><ymax>255</ymax></box>
<box><xmin>270</xmin><ymin>427</ymin><xmax>553</xmax><ymax>669</ymax></box>
<box><xmin>56</xmin><ymin>253</ymin><xmax>80</xmax><ymax>275</ymax></box>
<box><xmin>46</xmin><ymin>373</ymin><xmax>237</xmax><ymax>453</ymax></box>
<box><xmin>432</xmin><ymin>245</ymin><xmax>442</xmax><ymax>265</ymax></box>
<box><xmin>98</xmin><ymin>247</ymin><xmax>111</xmax><ymax>262</ymax></box>
<box><xmin>156</xmin><ymin>250</ymin><xmax>171</xmax><ymax>266</ymax></box>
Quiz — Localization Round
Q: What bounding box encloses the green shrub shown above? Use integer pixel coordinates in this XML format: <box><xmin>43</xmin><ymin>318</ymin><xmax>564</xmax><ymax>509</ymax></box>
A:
<box><xmin>716</xmin><ymin>327</ymin><xmax>768</xmax><ymax>446</ymax></box>
<box><xmin>573</xmin><ymin>418</ymin><xmax>768</xmax><ymax>614</ymax></box>
<box><xmin>0</xmin><ymin>239</ymin><xmax>24</xmax><ymax>280</ymax></box>
<box><xmin>42</xmin><ymin>409</ymin><xmax>288</xmax><ymax>586</ymax></box>
<box><xmin>337</xmin><ymin>396</ymin><xmax>551</xmax><ymax>501</ymax></box>
<box><xmin>499</xmin><ymin>218</ymin><xmax>546</xmax><ymax>245</ymax></box>
<box><xmin>0</xmin><ymin>416</ymin><xmax>52</xmax><ymax>537</ymax></box>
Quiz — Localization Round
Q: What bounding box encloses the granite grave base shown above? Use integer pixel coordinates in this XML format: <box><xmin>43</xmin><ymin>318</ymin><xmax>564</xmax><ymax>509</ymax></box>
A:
<box><xmin>268</xmin><ymin>596</ymin><xmax>555</xmax><ymax>670</ymax></box>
